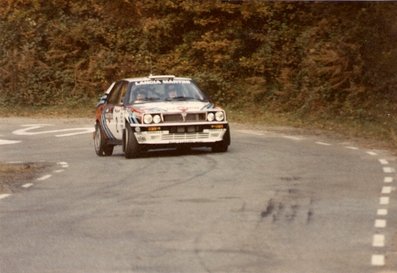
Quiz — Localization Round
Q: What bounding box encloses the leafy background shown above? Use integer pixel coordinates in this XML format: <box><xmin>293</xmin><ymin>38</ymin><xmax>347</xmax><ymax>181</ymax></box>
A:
<box><xmin>1</xmin><ymin>1</ymin><xmax>396</xmax><ymax>133</ymax></box>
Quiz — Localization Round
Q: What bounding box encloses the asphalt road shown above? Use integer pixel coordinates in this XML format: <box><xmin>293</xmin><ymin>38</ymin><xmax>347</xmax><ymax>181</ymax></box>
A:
<box><xmin>0</xmin><ymin>117</ymin><xmax>396</xmax><ymax>273</ymax></box>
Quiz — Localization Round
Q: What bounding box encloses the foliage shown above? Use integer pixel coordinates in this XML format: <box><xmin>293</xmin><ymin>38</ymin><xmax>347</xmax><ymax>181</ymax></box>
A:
<box><xmin>0</xmin><ymin>0</ymin><xmax>396</xmax><ymax>127</ymax></box>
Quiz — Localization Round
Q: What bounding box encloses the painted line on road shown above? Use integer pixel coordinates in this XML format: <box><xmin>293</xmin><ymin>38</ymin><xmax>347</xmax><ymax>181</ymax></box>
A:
<box><xmin>377</xmin><ymin>209</ymin><xmax>388</xmax><ymax>216</ymax></box>
<box><xmin>383</xmin><ymin>167</ymin><xmax>395</xmax><ymax>173</ymax></box>
<box><xmin>0</xmin><ymin>194</ymin><xmax>11</xmax><ymax>200</ymax></box>
<box><xmin>36</xmin><ymin>174</ymin><xmax>52</xmax><ymax>181</ymax></box>
<box><xmin>379</xmin><ymin>159</ymin><xmax>389</xmax><ymax>165</ymax></box>
<box><xmin>379</xmin><ymin>197</ymin><xmax>390</xmax><ymax>205</ymax></box>
<box><xmin>371</xmin><ymin>156</ymin><xmax>395</xmax><ymax>267</ymax></box>
<box><xmin>371</xmin><ymin>254</ymin><xmax>385</xmax><ymax>266</ymax></box>
<box><xmin>13</xmin><ymin>124</ymin><xmax>94</xmax><ymax>137</ymax></box>
<box><xmin>373</xmin><ymin>234</ymin><xmax>385</xmax><ymax>247</ymax></box>
<box><xmin>57</xmin><ymin>161</ymin><xmax>69</xmax><ymax>168</ymax></box>
<box><xmin>345</xmin><ymin>146</ymin><xmax>359</xmax><ymax>150</ymax></box>
<box><xmin>367</xmin><ymin>151</ymin><xmax>378</xmax><ymax>156</ymax></box>
<box><xmin>375</xmin><ymin>219</ymin><xmax>387</xmax><ymax>228</ymax></box>
<box><xmin>384</xmin><ymin>177</ymin><xmax>393</xmax><ymax>183</ymax></box>
<box><xmin>282</xmin><ymin>135</ymin><xmax>304</xmax><ymax>141</ymax></box>
<box><xmin>315</xmin><ymin>141</ymin><xmax>331</xmax><ymax>146</ymax></box>
<box><xmin>0</xmin><ymin>139</ymin><xmax>22</xmax><ymax>145</ymax></box>
<box><xmin>381</xmin><ymin>186</ymin><xmax>392</xmax><ymax>194</ymax></box>
<box><xmin>22</xmin><ymin>183</ymin><xmax>33</xmax><ymax>188</ymax></box>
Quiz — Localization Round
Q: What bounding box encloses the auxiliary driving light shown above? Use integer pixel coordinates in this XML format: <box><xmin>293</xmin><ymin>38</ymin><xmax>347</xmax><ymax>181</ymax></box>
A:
<box><xmin>207</xmin><ymin>112</ymin><xmax>215</xmax><ymax>121</ymax></box>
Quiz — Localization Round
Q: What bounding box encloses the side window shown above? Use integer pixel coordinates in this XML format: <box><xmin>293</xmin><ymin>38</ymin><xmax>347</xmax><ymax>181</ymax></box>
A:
<box><xmin>119</xmin><ymin>82</ymin><xmax>129</xmax><ymax>104</ymax></box>
<box><xmin>107</xmin><ymin>82</ymin><xmax>122</xmax><ymax>105</ymax></box>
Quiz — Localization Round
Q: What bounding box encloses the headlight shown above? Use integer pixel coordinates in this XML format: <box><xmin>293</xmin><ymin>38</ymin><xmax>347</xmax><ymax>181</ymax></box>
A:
<box><xmin>143</xmin><ymin>114</ymin><xmax>153</xmax><ymax>124</ymax></box>
<box><xmin>153</xmin><ymin>114</ymin><xmax>161</xmax><ymax>124</ymax></box>
<box><xmin>215</xmin><ymin>111</ymin><xmax>224</xmax><ymax>121</ymax></box>
<box><xmin>207</xmin><ymin>112</ymin><xmax>215</xmax><ymax>121</ymax></box>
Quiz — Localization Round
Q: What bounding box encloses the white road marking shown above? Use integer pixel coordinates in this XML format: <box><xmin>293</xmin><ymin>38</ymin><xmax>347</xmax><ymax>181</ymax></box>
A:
<box><xmin>366</xmin><ymin>151</ymin><xmax>378</xmax><ymax>156</ymax></box>
<box><xmin>0</xmin><ymin>194</ymin><xmax>11</xmax><ymax>200</ymax></box>
<box><xmin>371</xmin><ymin>254</ymin><xmax>385</xmax><ymax>266</ymax></box>
<box><xmin>315</xmin><ymin>141</ymin><xmax>331</xmax><ymax>146</ymax></box>
<box><xmin>380</xmin><ymin>197</ymin><xmax>390</xmax><ymax>205</ymax></box>
<box><xmin>373</xmin><ymin>234</ymin><xmax>385</xmax><ymax>247</ymax></box>
<box><xmin>379</xmin><ymin>159</ymin><xmax>389</xmax><ymax>165</ymax></box>
<box><xmin>13</xmin><ymin>124</ymin><xmax>94</xmax><ymax>137</ymax></box>
<box><xmin>375</xmin><ymin>219</ymin><xmax>387</xmax><ymax>228</ymax></box>
<box><xmin>282</xmin><ymin>135</ymin><xmax>303</xmax><ymax>141</ymax></box>
<box><xmin>0</xmin><ymin>139</ymin><xmax>21</xmax><ymax>145</ymax></box>
<box><xmin>377</xmin><ymin>209</ymin><xmax>388</xmax><ymax>216</ymax></box>
<box><xmin>345</xmin><ymin>146</ymin><xmax>359</xmax><ymax>150</ymax></box>
<box><xmin>383</xmin><ymin>167</ymin><xmax>395</xmax><ymax>173</ymax></box>
<box><xmin>384</xmin><ymin>177</ymin><xmax>393</xmax><ymax>183</ymax></box>
<box><xmin>36</xmin><ymin>174</ymin><xmax>52</xmax><ymax>181</ymax></box>
<box><xmin>22</xmin><ymin>183</ymin><xmax>33</xmax><ymax>188</ymax></box>
<box><xmin>57</xmin><ymin>162</ymin><xmax>69</xmax><ymax>168</ymax></box>
<box><xmin>381</xmin><ymin>186</ymin><xmax>392</xmax><ymax>194</ymax></box>
<box><xmin>56</xmin><ymin>129</ymin><xmax>94</xmax><ymax>137</ymax></box>
<box><xmin>53</xmin><ymin>169</ymin><xmax>64</xmax><ymax>173</ymax></box>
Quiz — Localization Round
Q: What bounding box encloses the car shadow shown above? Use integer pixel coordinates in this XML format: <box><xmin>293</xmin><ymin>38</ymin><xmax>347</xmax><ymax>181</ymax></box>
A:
<box><xmin>112</xmin><ymin>147</ymin><xmax>212</xmax><ymax>159</ymax></box>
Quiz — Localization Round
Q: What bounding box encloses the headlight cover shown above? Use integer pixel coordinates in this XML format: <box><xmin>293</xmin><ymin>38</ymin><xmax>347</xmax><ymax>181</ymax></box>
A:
<box><xmin>143</xmin><ymin>114</ymin><xmax>153</xmax><ymax>124</ymax></box>
<box><xmin>207</xmin><ymin>112</ymin><xmax>215</xmax><ymax>122</ymax></box>
<box><xmin>215</xmin><ymin>111</ymin><xmax>224</xmax><ymax>121</ymax></box>
<box><xmin>153</xmin><ymin>114</ymin><xmax>161</xmax><ymax>124</ymax></box>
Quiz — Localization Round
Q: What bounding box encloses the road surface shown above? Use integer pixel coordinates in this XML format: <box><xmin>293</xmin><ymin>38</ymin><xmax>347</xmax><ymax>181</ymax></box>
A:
<box><xmin>0</xmin><ymin>118</ymin><xmax>396</xmax><ymax>273</ymax></box>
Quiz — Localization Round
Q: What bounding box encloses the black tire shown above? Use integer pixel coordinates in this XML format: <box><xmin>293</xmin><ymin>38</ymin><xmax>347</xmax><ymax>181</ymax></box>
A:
<box><xmin>94</xmin><ymin>123</ymin><xmax>114</xmax><ymax>156</ymax></box>
<box><xmin>212</xmin><ymin>127</ymin><xmax>230</xmax><ymax>153</ymax></box>
<box><xmin>123</xmin><ymin>124</ymin><xmax>141</xmax><ymax>158</ymax></box>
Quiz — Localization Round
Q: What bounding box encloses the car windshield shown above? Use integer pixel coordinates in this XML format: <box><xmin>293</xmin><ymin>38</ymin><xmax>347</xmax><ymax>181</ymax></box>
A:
<box><xmin>125</xmin><ymin>81</ymin><xmax>208</xmax><ymax>104</ymax></box>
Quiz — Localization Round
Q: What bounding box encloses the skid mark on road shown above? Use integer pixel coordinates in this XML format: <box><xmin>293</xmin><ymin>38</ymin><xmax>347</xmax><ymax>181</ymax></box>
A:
<box><xmin>235</xmin><ymin>129</ymin><xmax>397</xmax><ymax>269</ymax></box>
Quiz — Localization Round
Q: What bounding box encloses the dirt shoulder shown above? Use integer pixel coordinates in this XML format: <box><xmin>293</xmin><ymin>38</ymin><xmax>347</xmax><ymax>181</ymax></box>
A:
<box><xmin>0</xmin><ymin>162</ymin><xmax>51</xmax><ymax>194</ymax></box>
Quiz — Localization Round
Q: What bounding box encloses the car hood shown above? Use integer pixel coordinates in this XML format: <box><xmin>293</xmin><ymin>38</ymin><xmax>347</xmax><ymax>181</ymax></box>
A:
<box><xmin>131</xmin><ymin>101</ymin><xmax>216</xmax><ymax>113</ymax></box>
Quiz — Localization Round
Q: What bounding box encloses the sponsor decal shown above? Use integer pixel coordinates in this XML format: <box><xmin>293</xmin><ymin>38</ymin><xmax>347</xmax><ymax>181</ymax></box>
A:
<box><xmin>135</xmin><ymin>80</ymin><xmax>190</xmax><ymax>86</ymax></box>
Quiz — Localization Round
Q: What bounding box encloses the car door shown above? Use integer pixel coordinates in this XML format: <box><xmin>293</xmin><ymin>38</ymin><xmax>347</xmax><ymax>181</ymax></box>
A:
<box><xmin>103</xmin><ymin>81</ymin><xmax>123</xmax><ymax>141</ymax></box>
<box><xmin>112</xmin><ymin>81</ymin><xmax>129</xmax><ymax>140</ymax></box>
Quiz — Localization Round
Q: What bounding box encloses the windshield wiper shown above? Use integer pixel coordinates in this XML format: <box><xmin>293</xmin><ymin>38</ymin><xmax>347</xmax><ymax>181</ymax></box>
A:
<box><xmin>167</xmin><ymin>96</ymin><xmax>201</xmax><ymax>101</ymax></box>
<box><xmin>143</xmin><ymin>97</ymin><xmax>161</xmax><ymax>101</ymax></box>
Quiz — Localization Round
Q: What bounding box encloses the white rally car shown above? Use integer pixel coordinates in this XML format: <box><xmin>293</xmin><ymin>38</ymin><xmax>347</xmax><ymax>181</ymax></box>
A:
<box><xmin>94</xmin><ymin>75</ymin><xmax>230</xmax><ymax>158</ymax></box>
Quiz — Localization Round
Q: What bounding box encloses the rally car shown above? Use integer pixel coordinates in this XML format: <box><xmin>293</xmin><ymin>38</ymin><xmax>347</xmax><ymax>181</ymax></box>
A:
<box><xmin>94</xmin><ymin>75</ymin><xmax>230</xmax><ymax>158</ymax></box>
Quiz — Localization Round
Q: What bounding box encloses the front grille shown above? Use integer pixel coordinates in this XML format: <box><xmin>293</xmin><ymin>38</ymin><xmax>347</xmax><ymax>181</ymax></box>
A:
<box><xmin>163</xmin><ymin>114</ymin><xmax>183</xmax><ymax>122</ymax></box>
<box><xmin>161</xmin><ymin>132</ymin><xmax>210</xmax><ymax>141</ymax></box>
<box><xmin>186</xmin><ymin>113</ymin><xmax>206</xmax><ymax>121</ymax></box>
<box><xmin>162</xmin><ymin>113</ymin><xmax>206</xmax><ymax>123</ymax></box>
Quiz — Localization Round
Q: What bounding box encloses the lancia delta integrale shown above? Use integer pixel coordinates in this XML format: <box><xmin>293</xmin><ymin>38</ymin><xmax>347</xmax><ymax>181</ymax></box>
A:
<box><xmin>94</xmin><ymin>75</ymin><xmax>230</xmax><ymax>158</ymax></box>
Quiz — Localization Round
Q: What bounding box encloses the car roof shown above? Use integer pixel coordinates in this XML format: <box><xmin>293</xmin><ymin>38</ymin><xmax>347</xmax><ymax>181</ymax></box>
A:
<box><xmin>122</xmin><ymin>75</ymin><xmax>192</xmax><ymax>83</ymax></box>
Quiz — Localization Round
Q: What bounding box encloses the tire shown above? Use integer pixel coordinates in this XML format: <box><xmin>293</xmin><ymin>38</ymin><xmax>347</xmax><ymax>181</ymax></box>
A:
<box><xmin>123</xmin><ymin>124</ymin><xmax>141</xmax><ymax>158</ymax></box>
<box><xmin>94</xmin><ymin>123</ymin><xmax>114</xmax><ymax>156</ymax></box>
<box><xmin>212</xmin><ymin>127</ymin><xmax>230</xmax><ymax>153</ymax></box>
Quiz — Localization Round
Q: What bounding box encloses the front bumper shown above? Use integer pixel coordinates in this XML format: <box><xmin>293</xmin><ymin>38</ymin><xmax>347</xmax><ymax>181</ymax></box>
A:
<box><xmin>130</xmin><ymin>123</ymin><xmax>228</xmax><ymax>145</ymax></box>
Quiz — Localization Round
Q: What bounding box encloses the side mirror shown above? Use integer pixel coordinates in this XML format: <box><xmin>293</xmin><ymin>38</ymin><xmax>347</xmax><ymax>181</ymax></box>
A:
<box><xmin>100</xmin><ymin>94</ymin><xmax>108</xmax><ymax>102</ymax></box>
<box><xmin>96</xmin><ymin>94</ymin><xmax>108</xmax><ymax>107</ymax></box>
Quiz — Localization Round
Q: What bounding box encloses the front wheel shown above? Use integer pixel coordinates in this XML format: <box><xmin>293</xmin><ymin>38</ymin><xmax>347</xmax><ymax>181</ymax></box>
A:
<box><xmin>212</xmin><ymin>127</ymin><xmax>230</xmax><ymax>153</ymax></box>
<box><xmin>123</xmin><ymin>124</ymin><xmax>141</xmax><ymax>159</ymax></box>
<box><xmin>94</xmin><ymin>123</ymin><xmax>114</xmax><ymax>156</ymax></box>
